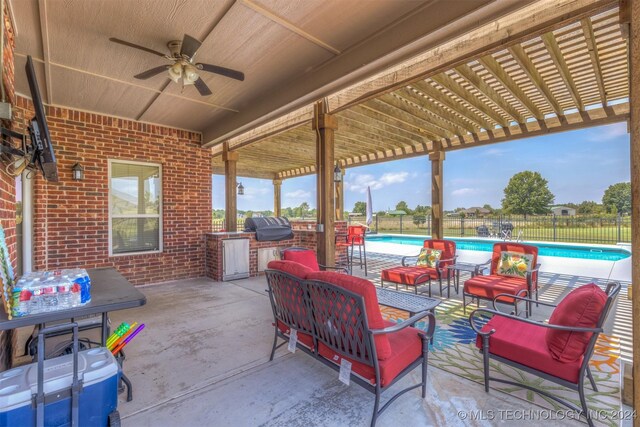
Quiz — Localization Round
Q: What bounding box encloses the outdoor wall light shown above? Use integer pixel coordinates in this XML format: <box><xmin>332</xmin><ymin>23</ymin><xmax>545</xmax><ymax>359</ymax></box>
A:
<box><xmin>72</xmin><ymin>163</ymin><xmax>84</xmax><ymax>181</ymax></box>
<box><xmin>237</xmin><ymin>182</ymin><xmax>244</xmax><ymax>195</ymax></box>
<box><xmin>333</xmin><ymin>163</ymin><xmax>342</xmax><ymax>183</ymax></box>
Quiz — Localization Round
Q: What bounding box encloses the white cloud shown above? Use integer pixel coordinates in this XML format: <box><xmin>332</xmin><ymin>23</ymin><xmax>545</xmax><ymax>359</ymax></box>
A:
<box><xmin>481</xmin><ymin>147</ymin><xmax>510</xmax><ymax>157</ymax></box>
<box><xmin>451</xmin><ymin>188</ymin><xmax>475</xmax><ymax>196</ymax></box>
<box><xmin>346</xmin><ymin>172</ymin><xmax>409</xmax><ymax>193</ymax></box>
<box><xmin>285</xmin><ymin>189</ymin><xmax>311</xmax><ymax>199</ymax></box>
<box><xmin>586</xmin><ymin>122</ymin><xmax>628</xmax><ymax>142</ymax></box>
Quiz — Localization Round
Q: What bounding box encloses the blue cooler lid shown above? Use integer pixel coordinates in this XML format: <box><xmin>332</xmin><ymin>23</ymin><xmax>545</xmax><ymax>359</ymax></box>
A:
<box><xmin>0</xmin><ymin>347</ymin><xmax>118</xmax><ymax>412</ymax></box>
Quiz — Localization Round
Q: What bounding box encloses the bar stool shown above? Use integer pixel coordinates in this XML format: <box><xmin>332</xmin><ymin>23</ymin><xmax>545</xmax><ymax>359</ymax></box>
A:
<box><xmin>336</xmin><ymin>225</ymin><xmax>367</xmax><ymax>275</ymax></box>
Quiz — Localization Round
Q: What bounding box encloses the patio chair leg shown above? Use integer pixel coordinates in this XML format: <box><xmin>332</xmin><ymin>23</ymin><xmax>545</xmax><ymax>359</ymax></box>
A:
<box><xmin>371</xmin><ymin>386</ymin><xmax>381</xmax><ymax>427</ymax></box>
<box><xmin>363</xmin><ymin>244</ymin><xmax>367</xmax><ymax>276</ymax></box>
<box><xmin>482</xmin><ymin>335</ymin><xmax>490</xmax><ymax>392</ymax></box>
<box><xmin>586</xmin><ymin>366</ymin><xmax>598</xmax><ymax>392</ymax></box>
<box><xmin>578</xmin><ymin>380</ymin><xmax>594</xmax><ymax>427</ymax></box>
<box><xmin>421</xmin><ymin>336</ymin><xmax>429</xmax><ymax>398</ymax></box>
<box><xmin>269</xmin><ymin>326</ymin><xmax>279</xmax><ymax>362</ymax></box>
<box><xmin>462</xmin><ymin>294</ymin><xmax>466</xmax><ymax>315</ymax></box>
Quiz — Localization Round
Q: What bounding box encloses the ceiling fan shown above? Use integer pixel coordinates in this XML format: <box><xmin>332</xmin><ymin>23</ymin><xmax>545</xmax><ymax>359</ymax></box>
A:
<box><xmin>109</xmin><ymin>34</ymin><xmax>244</xmax><ymax>96</ymax></box>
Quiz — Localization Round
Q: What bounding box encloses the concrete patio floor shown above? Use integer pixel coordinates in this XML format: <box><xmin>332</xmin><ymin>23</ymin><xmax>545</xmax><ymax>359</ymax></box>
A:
<box><xmin>106</xmin><ymin>259</ymin><xmax>630</xmax><ymax>426</ymax></box>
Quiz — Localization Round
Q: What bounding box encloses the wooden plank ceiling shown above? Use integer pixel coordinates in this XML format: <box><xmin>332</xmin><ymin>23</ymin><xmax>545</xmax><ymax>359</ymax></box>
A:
<box><xmin>212</xmin><ymin>6</ymin><xmax>629</xmax><ymax>180</ymax></box>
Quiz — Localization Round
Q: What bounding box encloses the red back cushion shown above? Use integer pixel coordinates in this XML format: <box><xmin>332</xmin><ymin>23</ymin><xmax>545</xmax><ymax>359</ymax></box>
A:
<box><xmin>267</xmin><ymin>260</ymin><xmax>314</xmax><ymax>279</ymax></box>
<box><xmin>423</xmin><ymin>239</ymin><xmax>456</xmax><ymax>269</ymax></box>
<box><xmin>545</xmin><ymin>283</ymin><xmax>607</xmax><ymax>362</ymax></box>
<box><xmin>306</xmin><ymin>271</ymin><xmax>392</xmax><ymax>360</ymax></box>
<box><xmin>282</xmin><ymin>249</ymin><xmax>320</xmax><ymax>271</ymax></box>
<box><xmin>491</xmin><ymin>243</ymin><xmax>538</xmax><ymax>276</ymax></box>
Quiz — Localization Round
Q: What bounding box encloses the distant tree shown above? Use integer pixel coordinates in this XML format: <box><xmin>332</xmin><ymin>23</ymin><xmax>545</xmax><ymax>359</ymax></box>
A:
<box><xmin>576</xmin><ymin>201</ymin><xmax>604</xmax><ymax>215</ymax></box>
<box><xmin>395</xmin><ymin>201</ymin><xmax>411</xmax><ymax>215</ymax></box>
<box><xmin>413</xmin><ymin>215</ymin><xmax>426</xmax><ymax>228</ymax></box>
<box><xmin>602</xmin><ymin>182</ymin><xmax>631</xmax><ymax>214</ymax></box>
<box><xmin>413</xmin><ymin>204</ymin><xmax>430</xmax><ymax>214</ymax></box>
<box><xmin>282</xmin><ymin>207</ymin><xmax>294</xmax><ymax>218</ymax></box>
<box><xmin>245</xmin><ymin>210</ymin><xmax>254</xmax><ymax>218</ymax></box>
<box><xmin>352</xmin><ymin>201</ymin><xmax>366</xmax><ymax>215</ymax></box>
<box><xmin>502</xmin><ymin>171</ymin><xmax>554</xmax><ymax>216</ymax></box>
<box><xmin>376</xmin><ymin>210</ymin><xmax>387</xmax><ymax>217</ymax></box>
<box><xmin>482</xmin><ymin>204</ymin><xmax>494</xmax><ymax>213</ymax></box>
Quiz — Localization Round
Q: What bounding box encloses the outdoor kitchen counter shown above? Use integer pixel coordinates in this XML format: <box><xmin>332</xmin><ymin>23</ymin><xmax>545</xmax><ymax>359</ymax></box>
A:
<box><xmin>205</xmin><ymin>221</ymin><xmax>347</xmax><ymax>281</ymax></box>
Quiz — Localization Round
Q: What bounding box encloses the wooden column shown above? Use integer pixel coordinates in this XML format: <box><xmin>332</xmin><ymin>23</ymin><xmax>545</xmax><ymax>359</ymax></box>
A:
<box><xmin>223</xmin><ymin>143</ymin><xmax>239</xmax><ymax>232</ymax></box>
<box><xmin>626</xmin><ymin>0</ymin><xmax>640</xmax><ymax>420</ymax></box>
<box><xmin>335</xmin><ymin>170</ymin><xmax>344</xmax><ymax>221</ymax></box>
<box><xmin>273</xmin><ymin>178</ymin><xmax>282</xmax><ymax>217</ymax></box>
<box><xmin>313</xmin><ymin>100</ymin><xmax>337</xmax><ymax>267</ymax></box>
<box><xmin>430</xmin><ymin>142</ymin><xmax>445</xmax><ymax>240</ymax></box>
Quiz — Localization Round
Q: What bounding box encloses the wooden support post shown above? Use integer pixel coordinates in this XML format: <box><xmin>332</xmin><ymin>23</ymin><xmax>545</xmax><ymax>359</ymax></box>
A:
<box><xmin>273</xmin><ymin>178</ymin><xmax>282</xmax><ymax>217</ymax></box>
<box><xmin>430</xmin><ymin>142</ymin><xmax>445</xmax><ymax>240</ymax></box>
<box><xmin>335</xmin><ymin>170</ymin><xmax>344</xmax><ymax>221</ymax></box>
<box><xmin>313</xmin><ymin>100</ymin><xmax>337</xmax><ymax>267</ymax></box>
<box><xmin>223</xmin><ymin>143</ymin><xmax>239</xmax><ymax>232</ymax></box>
<box><xmin>628</xmin><ymin>0</ymin><xmax>640</xmax><ymax>421</ymax></box>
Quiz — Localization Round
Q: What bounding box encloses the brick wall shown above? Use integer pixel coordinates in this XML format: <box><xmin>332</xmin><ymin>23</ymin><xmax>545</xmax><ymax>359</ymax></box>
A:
<box><xmin>12</xmin><ymin>96</ymin><xmax>212</xmax><ymax>285</ymax></box>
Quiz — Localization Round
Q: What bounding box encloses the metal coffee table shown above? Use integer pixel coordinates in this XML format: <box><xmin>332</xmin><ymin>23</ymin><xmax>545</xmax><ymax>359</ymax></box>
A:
<box><xmin>376</xmin><ymin>287</ymin><xmax>440</xmax><ymax>317</ymax></box>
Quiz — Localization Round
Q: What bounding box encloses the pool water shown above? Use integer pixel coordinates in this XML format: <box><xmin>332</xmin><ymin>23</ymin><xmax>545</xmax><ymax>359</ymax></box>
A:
<box><xmin>366</xmin><ymin>235</ymin><xmax>630</xmax><ymax>261</ymax></box>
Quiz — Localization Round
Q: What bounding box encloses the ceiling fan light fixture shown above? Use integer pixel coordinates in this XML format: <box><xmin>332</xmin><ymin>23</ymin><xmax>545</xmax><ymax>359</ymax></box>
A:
<box><xmin>168</xmin><ymin>62</ymin><xmax>182</xmax><ymax>83</ymax></box>
<box><xmin>183</xmin><ymin>63</ymin><xmax>199</xmax><ymax>84</ymax></box>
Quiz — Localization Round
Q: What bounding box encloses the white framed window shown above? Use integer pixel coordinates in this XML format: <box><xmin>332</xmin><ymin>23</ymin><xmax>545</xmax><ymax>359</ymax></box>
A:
<box><xmin>108</xmin><ymin>160</ymin><xmax>162</xmax><ymax>256</ymax></box>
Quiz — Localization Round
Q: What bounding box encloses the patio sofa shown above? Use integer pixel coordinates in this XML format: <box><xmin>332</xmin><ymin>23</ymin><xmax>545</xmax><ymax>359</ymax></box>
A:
<box><xmin>265</xmin><ymin>260</ymin><xmax>436</xmax><ymax>427</ymax></box>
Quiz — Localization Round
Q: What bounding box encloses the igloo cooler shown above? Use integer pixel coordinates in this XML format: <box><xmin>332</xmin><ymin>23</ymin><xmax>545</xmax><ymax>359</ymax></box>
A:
<box><xmin>0</xmin><ymin>323</ymin><xmax>120</xmax><ymax>427</ymax></box>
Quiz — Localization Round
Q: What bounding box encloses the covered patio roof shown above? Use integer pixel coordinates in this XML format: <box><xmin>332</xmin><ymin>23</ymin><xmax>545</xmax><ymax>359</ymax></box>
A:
<box><xmin>211</xmin><ymin>3</ymin><xmax>629</xmax><ymax>179</ymax></box>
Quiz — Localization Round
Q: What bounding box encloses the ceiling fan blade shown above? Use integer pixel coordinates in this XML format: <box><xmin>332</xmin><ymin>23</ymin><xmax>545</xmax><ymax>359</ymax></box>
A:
<box><xmin>109</xmin><ymin>37</ymin><xmax>166</xmax><ymax>57</ymax></box>
<box><xmin>197</xmin><ymin>63</ymin><xmax>245</xmax><ymax>81</ymax></box>
<box><xmin>180</xmin><ymin>34</ymin><xmax>202</xmax><ymax>58</ymax></box>
<box><xmin>134</xmin><ymin>65</ymin><xmax>170</xmax><ymax>80</ymax></box>
<box><xmin>194</xmin><ymin>78</ymin><xmax>212</xmax><ymax>96</ymax></box>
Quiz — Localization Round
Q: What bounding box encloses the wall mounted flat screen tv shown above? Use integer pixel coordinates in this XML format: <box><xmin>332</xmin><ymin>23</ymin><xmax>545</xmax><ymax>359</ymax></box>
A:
<box><xmin>25</xmin><ymin>55</ymin><xmax>58</xmax><ymax>182</ymax></box>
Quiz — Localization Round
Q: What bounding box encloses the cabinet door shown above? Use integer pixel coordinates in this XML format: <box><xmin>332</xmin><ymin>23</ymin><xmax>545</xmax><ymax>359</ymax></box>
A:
<box><xmin>222</xmin><ymin>239</ymin><xmax>250</xmax><ymax>280</ymax></box>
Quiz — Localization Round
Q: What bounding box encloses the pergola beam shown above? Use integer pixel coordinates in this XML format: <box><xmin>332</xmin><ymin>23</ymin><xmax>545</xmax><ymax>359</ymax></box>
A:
<box><xmin>478</xmin><ymin>55</ymin><xmax>545</xmax><ymax>120</ymax></box>
<box><xmin>455</xmin><ymin>63</ymin><xmax>526</xmax><ymax>124</ymax></box>
<box><xmin>508</xmin><ymin>44</ymin><xmax>564</xmax><ymax>116</ymax></box>
<box><xmin>580</xmin><ymin>18</ymin><xmax>608</xmax><ymax>105</ymax></box>
<box><xmin>411</xmin><ymin>79</ymin><xmax>496</xmax><ymax>131</ymax></box>
<box><xmin>365</xmin><ymin>97</ymin><xmax>446</xmax><ymax>140</ymax></box>
<box><xmin>541</xmin><ymin>31</ymin><xmax>585</xmax><ymax>111</ymax></box>
<box><xmin>274</xmin><ymin>103</ymin><xmax>628</xmax><ymax>178</ymax></box>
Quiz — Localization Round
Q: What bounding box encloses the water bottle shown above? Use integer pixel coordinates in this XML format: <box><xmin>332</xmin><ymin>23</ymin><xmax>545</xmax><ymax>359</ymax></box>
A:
<box><xmin>30</xmin><ymin>285</ymin><xmax>43</xmax><ymax>314</ymax></box>
<box><xmin>70</xmin><ymin>283</ymin><xmax>81</xmax><ymax>307</ymax></box>
<box><xmin>17</xmin><ymin>290</ymin><xmax>31</xmax><ymax>316</ymax></box>
<box><xmin>57</xmin><ymin>284</ymin><xmax>72</xmax><ymax>309</ymax></box>
<box><xmin>41</xmin><ymin>286</ymin><xmax>58</xmax><ymax>312</ymax></box>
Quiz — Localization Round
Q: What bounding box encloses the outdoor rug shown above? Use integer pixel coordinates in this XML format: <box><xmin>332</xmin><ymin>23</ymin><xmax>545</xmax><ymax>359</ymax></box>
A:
<box><xmin>380</xmin><ymin>300</ymin><xmax>622</xmax><ymax>427</ymax></box>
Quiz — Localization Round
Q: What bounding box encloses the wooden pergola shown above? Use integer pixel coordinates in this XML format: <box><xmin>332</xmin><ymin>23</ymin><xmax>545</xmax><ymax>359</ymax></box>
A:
<box><xmin>212</xmin><ymin>0</ymin><xmax>640</xmax><ymax>416</ymax></box>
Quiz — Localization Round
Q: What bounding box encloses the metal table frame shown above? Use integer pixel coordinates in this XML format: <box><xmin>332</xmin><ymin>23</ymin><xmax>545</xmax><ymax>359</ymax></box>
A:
<box><xmin>446</xmin><ymin>262</ymin><xmax>486</xmax><ymax>295</ymax></box>
<box><xmin>376</xmin><ymin>287</ymin><xmax>440</xmax><ymax>317</ymax></box>
<box><xmin>0</xmin><ymin>267</ymin><xmax>146</xmax><ymax>401</ymax></box>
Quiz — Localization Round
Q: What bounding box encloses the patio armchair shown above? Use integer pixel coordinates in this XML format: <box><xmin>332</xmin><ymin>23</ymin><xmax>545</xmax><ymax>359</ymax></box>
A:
<box><xmin>265</xmin><ymin>261</ymin><xmax>436</xmax><ymax>427</ymax></box>
<box><xmin>335</xmin><ymin>225</ymin><xmax>367</xmax><ymax>275</ymax></box>
<box><xmin>469</xmin><ymin>282</ymin><xmax>621</xmax><ymax>427</ymax></box>
<box><xmin>280</xmin><ymin>247</ymin><xmax>348</xmax><ymax>273</ymax></box>
<box><xmin>380</xmin><ymin>239</ymin><xmax>457</xmax><ymax>297</ymax></box>
<box><xmin>463</xmin><ymin>242</ymin><xmax>540</xmax><ymax>317</ymax></box>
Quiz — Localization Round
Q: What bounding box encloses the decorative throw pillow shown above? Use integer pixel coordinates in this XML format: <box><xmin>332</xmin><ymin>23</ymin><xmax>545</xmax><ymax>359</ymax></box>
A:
<box><xmin>496</xmin><ymin>251</ymin><xmax>533</xmax><ymax>278</ymax></box>
<box><xmin>416</xmin><ymin>248</ymin><xmax>441</xmax><ymax>268</ymax></box>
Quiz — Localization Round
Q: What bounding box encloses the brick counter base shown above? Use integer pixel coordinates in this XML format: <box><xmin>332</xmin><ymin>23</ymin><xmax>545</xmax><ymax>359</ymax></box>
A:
<box><xmin>206</xmin><ymin>221</ymin><xmax>347</xmax><ymax>282</ymax></box>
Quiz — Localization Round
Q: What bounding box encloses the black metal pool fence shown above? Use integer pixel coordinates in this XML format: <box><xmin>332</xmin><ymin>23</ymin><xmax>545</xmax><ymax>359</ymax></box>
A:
<box><xmin>347</xmin><ymin>214</ymin><xmax>632</xmax><ymax>245</ymax></box>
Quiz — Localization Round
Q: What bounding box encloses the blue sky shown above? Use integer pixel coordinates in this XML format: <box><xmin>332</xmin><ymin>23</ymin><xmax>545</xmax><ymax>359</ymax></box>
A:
<box><xmin>212</xmin><ymin>122</ymin><xmax>630</xmax><ymax>212</ymax></box>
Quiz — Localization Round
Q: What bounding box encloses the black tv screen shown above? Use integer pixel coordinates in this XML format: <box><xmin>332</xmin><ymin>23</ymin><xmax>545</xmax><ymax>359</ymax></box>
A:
<box><xmin>25</xmin><ymin>55</ymin><xmax>58</xmax><ymax>182</ymax></box>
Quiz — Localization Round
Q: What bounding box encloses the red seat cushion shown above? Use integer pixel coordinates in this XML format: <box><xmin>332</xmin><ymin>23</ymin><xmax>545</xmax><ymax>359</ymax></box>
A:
<box><xmin>381</xmin><ymin>266</ymin><xmax>436</xmax><ymax>286</ymax></box>
<box><xmin>546</xmin><ymin>284</ymin><xmax>607</xmax><ymax>362</ymax></box>
<box><xmin>281</xmin><ymin>250</ymin><xmax>320</xmax><ymax>271</ymax></box>
<box><xmin>475</xmin><ymin>316</ymin><xmax>582</xmax><ymax>383</ymax></box>
<box><xmin>464</xmin><ymin>274</ymin><xmax>528</xmax><ymax>303</ymax></box>
<box><xmin>306</xmin><ymin>271</ymin><xmax>392</xmax><ymax>360</ymax></box>
<box><xmin>276</xmin><ymin>320</ymin><xmax>314</xmax><ymax>349</ymax></box>
<box><xmin>318</xmin><ymin>320</ymin><xmax>423</xmax><ymax>387</ymax></box>
<box><xmin>267</xmin><ymin>259</ymin><xmax>315</xmax><ymax>279</ymax></box>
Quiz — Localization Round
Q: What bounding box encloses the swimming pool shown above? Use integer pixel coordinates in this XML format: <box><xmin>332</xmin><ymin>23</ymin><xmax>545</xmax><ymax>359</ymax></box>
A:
<box><xmin>366</xmin><ymin>235</ymin><xmax>631</xmax><ymax>261</ymax></box>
